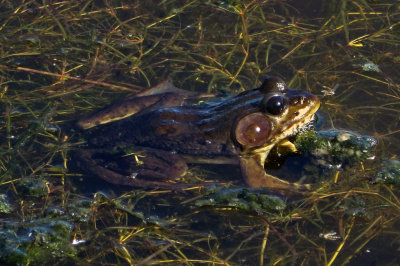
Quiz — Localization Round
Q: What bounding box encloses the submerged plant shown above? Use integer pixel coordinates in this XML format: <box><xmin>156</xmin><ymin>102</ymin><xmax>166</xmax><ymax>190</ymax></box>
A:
<box><xmin>0</xmin><ymin>0</ymin><xmax>399</xmax><ymax>265</ymax></box>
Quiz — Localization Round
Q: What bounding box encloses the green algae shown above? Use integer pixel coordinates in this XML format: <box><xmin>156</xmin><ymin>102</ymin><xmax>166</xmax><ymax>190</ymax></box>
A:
<box><xmin>295</xmin><ymin>129</ymin><xmax>377</xmax><ymax>168</ymax></box>
<box><xmin>0</xmin><ymin>194</ymin><xmax>12</xmax><ymax>214</ymax></box>
<box><xmin>0</xmin><ymin>0</ymin><xmax>399</xmax><ymax>265</ymax></box>
<box><xmin>375</xmin><ymin>160</ymin><xmax>400</xmax><ymax>187</ymax></box>
<box><xmin>0</xmin><ymin>219</ymin><xmax>76</xmax><ymax>265</ymax></box>
<box><xmin>195</xmin><ymin>188</ymin><xmax>286</xmax><ymax>213</ymax></box>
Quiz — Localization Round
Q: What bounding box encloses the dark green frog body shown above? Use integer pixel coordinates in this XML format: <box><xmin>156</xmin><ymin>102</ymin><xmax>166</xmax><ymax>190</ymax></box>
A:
<box><xmin>75</xmin><ymin>77</ymin><xmax>320</xmax><ymax>193</ymax></box>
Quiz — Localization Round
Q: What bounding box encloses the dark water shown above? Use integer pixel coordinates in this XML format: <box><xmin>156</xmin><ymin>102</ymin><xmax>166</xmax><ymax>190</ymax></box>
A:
<box><xmin>0</xmin><ymin>1</ymin><xmax>399</xmax><ymax>265</ymax></box>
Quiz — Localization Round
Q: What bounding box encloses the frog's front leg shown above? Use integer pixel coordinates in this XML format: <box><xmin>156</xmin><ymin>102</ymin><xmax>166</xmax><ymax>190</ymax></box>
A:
<box><xmin>239</xmin><ymin>156</ymin><xmax>311</xmax><ymax>194</ymax></box>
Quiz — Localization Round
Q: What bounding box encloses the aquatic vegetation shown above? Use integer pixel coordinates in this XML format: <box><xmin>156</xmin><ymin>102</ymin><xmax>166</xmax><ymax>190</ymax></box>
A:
<box><xmin>0</xmin><ymin>219</ymin><xmax>76</xmax><ymax>265</ymax></box>
<box><xmin>295</xmin><ymin>129</ymin><xmax>377</xmax><ymax>169</ymax></box>
<box><xmin>0</xmin><ymin>0</ymin><xmax>399</xmax><ymax>265</ymax></box>
<box><xmin>375</xmin><ymin>160</ymin><xmax>400</xmax><ymax>187</ymax></box>
<box><xmin>194</xmin><ymin>187</ymin><xmax>286</xmax><ymax>213</ymax></box>
<box><xmin>0</xmin><ymin>194</ymin><xmax>12</xmax><ymax>214</ymax></box>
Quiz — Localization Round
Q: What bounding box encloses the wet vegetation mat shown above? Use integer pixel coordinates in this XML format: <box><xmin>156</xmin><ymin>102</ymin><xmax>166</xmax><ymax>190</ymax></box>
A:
<box><xmin>1</xmin><ymin>0</ymin><xmax>400</xmax><ymax>265</ymax></box>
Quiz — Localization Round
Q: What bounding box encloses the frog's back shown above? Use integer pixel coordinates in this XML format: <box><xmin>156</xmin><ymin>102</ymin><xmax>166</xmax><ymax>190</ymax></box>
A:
<box><xmin>114</xmin><ymin>107</ymin><xmax>239</xmax><ymax>156</ymax></box>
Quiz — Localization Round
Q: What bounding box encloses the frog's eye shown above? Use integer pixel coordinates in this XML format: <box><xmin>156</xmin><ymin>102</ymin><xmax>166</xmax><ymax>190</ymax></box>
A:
<box><xmin>259</xmin><ymin>76</ymin><xmax>286</xmax><ymax>94</ymax></box>
<box><xmin>262</xmin><ymin>95</ymin><xmax>288</xmax><ymax>115</ymax></box>
<box><xmin>235</xmin><ymin>112</ymin><xmax>271</xmax><ymax>147</ymax></box>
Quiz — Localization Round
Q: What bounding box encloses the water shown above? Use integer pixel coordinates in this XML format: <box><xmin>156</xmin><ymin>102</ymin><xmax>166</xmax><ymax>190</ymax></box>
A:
<box><xmin>0</xmin><ymin>1</ymin><xmax>399</xmax><ymax>265</ymax></box>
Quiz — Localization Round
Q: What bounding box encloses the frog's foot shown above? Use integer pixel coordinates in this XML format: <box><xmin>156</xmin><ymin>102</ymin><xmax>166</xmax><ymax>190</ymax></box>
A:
<box><xmin>239</xmin><ymin>156</ymin><xmax>311</xmax><ymax>195</ymax></box>
<box><xmin>73</xmin><ymin>149</ymin><xmax>190</xmax><ymax>189</ymax></box>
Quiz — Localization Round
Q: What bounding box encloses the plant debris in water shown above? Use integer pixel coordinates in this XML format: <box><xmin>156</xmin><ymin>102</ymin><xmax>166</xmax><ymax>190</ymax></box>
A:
<box><xmin>295</xmin><ymin>129</ymin><xmax>377</xmax><ymax>169</ymax></box>
<box><xmin>0</xmin><ymin>219</ymin><xmax>76</xmax><ymax>265</ymax></box>
<box><xmin>0</xmin><ymin>0</ymin><xmax>399</xmax><ymax>265</ymax></box>
<box><xmin>375</xmin><ymin>160</ymin><xmax>400</xmax><ymax>187</ymax></box>
<box><xmin>195</xmin><ymin>187</ymin><xmax>286</xmax><ymax>213</ymax></box>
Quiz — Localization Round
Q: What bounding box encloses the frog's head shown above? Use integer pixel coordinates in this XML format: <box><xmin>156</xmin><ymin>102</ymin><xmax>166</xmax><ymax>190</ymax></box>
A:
<box><xmin>233</xmin><ymin>77</ymin><xmax>320</xmax><ymax>156</ymax></box>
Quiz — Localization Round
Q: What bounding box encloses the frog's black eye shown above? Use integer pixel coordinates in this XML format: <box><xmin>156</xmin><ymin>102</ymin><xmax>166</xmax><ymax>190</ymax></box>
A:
<box><xmin>259</xmin><ymin>76</ymin><xmax>286</xmax><ymax>94</ymax></box>
<box><xmin>235</xmin><ymin>112</ymin><xmax>271</xmax><ymax>147</ymax></box>
<box><xmin>262</xmin><ymin>95</ymin><xmax>288</xmax><ymax>115</ymax></box>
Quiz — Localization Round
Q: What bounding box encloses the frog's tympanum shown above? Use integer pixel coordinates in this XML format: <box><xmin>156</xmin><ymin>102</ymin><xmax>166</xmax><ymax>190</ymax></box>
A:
<box><xmin>74</xmin><ymin>77</ymin><xmax>320</xmax><ymax>194</ymax></box>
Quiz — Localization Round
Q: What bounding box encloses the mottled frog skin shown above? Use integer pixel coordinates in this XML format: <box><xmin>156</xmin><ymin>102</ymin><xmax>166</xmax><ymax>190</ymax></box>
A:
<box><xmin>74</xmin><ymin>77</ymin><xmax>320</xmax><ymax>194</ymax></box>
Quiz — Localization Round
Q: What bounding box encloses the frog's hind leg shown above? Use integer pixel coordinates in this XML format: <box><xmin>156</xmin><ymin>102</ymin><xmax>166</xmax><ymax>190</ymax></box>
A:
<box><xmin>121</xmin><ymin>149</ymin><xmax>189</xmax><ymax>181</ymax></box>
<box><xmin>76</xmin><ymin>94</ymin><xmax>187</xmax><ymax>130</ymax></box>
<box><xmin>76</xmin><ymin>79</ymin><xmax>194</xmax><ymax>130</ymax></box>
<box><xmin>73</xmin><ymin>149</ymin><xmax>191</xmax><ymax>190</ymax></box>
<box><xmin>135</xmin><ymin>78</ymin><xmax>193</xmax><ymax>97</ymax></box>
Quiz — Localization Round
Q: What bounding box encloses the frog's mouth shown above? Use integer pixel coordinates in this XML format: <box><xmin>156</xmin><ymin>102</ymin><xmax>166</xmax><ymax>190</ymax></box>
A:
<box><xmin>295</xmin><ymin>113</ymin><xmax>317</xmax><ymax>134</ymax></box>
<box><xmin>279</xmin><ymin>102</ymin><xmax>320</xmax><ymax>143</ymax></box>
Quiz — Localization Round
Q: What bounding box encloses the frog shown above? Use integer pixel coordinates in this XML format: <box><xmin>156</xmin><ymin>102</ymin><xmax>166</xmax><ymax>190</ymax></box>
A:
<box><xmin>74</xmin><ymin>77</ymin><xmax>320</xmax><ymax>194</ymax></box>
